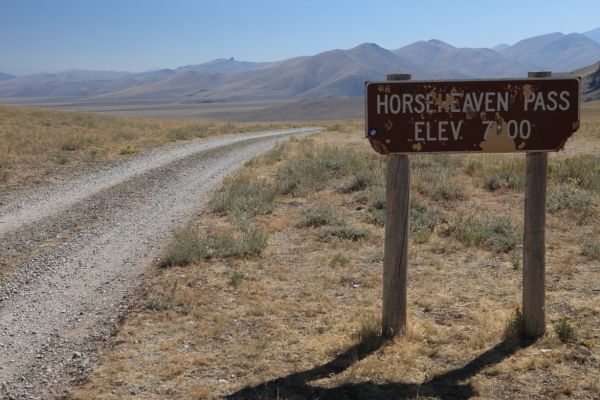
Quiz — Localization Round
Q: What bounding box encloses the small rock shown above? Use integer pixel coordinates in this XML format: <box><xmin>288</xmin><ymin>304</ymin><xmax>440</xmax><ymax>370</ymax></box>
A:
<box><xmin>72</xmin><ymin>351</ymin><xmax>82</xmax><ymax>359</ymax></box>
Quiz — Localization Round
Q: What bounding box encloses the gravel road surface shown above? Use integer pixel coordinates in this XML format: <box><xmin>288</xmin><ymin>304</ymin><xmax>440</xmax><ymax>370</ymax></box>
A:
<box><xmin>0</xmin><ymin>128</ymin><xmax>321</xmax><ymax>399</ymax></box>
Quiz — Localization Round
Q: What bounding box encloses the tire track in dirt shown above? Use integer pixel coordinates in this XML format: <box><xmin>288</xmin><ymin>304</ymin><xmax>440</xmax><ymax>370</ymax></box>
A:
<box><xmin>0</xmin><ymin>128</ymin><xmax>321</xmax><ymax>399</ymax></box>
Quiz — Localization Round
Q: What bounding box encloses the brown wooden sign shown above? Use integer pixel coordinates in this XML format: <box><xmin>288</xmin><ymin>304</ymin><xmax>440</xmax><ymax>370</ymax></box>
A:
<box><xmin>365</xmin><ymin>78</ymin><xmax>580</xmax><ymax>154</ymax></box>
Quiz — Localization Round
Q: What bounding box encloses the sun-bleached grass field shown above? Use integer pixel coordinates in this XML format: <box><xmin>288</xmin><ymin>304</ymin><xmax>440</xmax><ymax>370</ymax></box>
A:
<box><xmin>70</xmin><ymin>102</ymin><xmax>600</xmax><ymax>399</ymax></box>
<box><xmin>0</xmin><ymin>104</ymin><xmax>303</xmax><ymax>199</ymax></box>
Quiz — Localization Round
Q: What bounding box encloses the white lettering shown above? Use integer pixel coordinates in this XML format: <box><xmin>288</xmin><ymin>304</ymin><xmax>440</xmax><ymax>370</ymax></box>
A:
<box><xmin>524</xmin><ymin>93</ymin><xmax>535</xmax><ymax>111</ymax></box>
<box><xmin>485</xmin><ymin>92</ymin><xmax>495</xmax><ymax>112</ymax></box>
<box><xmin>414</xmin><ymin>94</ymin><xmax>426</xmax><ymax>113</ymax></box>
<box><xmin>402</xmin><ymin>93</ymin><xmax>414</xmax><ymax>113</ymax></box>
<box><xmin>414</xmin><ymin>121</ymin><xmax>425</xmax><ymax>141</ymax></box>
<box><xmin>534</xmin><ymin>92</ymin><xmax>546</xmax><ymax>111</ymax></box>
<box><xmin>377</xmin><ymin>94</ymin><xmax>388</xmax><ymax>114</ymax></box>
<box><xmin>389</xmin><ymin>94</ymin><xmax>401</xmax><ymax>114</ymax></box>
<box><xmin>547</xmin><ymin>91</ymin><xmax>558</xmax><ymax>111</ymax></box>
<box><xmin>497</xmin><ymin>92</ymin><xmax>508</xmax><ymax>112</ymax></box>
<box><xmin>438</xmin><ymin>121</ymin><xmax>449</xmax><ymax>141</ymax></box>
<box><xmin>451</xmin><ymin>120</ymin><xmax>463</xmax><ymax>140</ymax></box>
<box><xmin>559</xmin><ymin>91</ymin><xmax>570</xmax><ymax>111</ymax></box>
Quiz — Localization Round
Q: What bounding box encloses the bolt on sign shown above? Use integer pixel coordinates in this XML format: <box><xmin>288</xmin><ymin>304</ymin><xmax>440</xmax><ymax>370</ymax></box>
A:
<box><xmin>365</xmin><ymin>79</ymin><xmax>581</xmax><ymax>154</ymax></box>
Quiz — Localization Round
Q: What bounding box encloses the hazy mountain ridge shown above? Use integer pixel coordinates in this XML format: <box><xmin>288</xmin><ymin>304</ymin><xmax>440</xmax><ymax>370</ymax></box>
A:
<box><xmin>501</xmin><ymin>32</ymin><xmax>600</xmax><ymax>71</ymax></box>
<box><xmin>1</xmin><ymin>29</ymin><xmax>600</xmax><ymax>104</ymax></box>
<box><xmin>0</xmin><ymin>72</ymin><xmax>15</xmax><ymax>81</ymax></box>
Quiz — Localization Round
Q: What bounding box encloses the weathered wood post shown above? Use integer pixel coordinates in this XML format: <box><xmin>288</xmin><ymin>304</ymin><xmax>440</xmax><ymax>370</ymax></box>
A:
<box><xmin>382</xmin><ymin>73</ymin><xmax>411</xmax><ymax>338</ymax></box>
<box><xmin>523</xmin><ymin>71</ymin><xmax>551</xmax><ymax>338</ymax></box>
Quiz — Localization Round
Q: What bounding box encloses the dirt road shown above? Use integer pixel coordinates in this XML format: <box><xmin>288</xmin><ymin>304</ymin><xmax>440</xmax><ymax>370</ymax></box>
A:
<box><xmin>0</xmin><ymin>128</ymin><xmax>321</xmax><ymax>399</ymax></box>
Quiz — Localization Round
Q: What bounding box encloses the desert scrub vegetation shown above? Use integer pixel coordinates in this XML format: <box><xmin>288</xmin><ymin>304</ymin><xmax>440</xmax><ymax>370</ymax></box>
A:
<box><xmin>161</xmin><ymin>225</ymin><xmax>267</xmax><ymax>267</ymax></box>
<box><xmin>0</xmin><ymin>104</ymin><xmax>302</xmax><ymax>189</ymax></box>
<box><xmin>298</xmin><ymin>204</ymin><xmax>345</xmax><ymax>227</ymax></box>
<box><xmin>554</xmin><ymin>317</ymin><xmax>576</xmax><ymax>342</ymax></box>
<box><xmin>275</xmin><ymin>139</ymin><xmax>384</xmax><ymax>196</ymax></box>
<box><xmin>481</xmin><ymin>158</ymin><xmax>525</xmax><ymax>191</ymax></box>
<box><xmin>444</xmin><ymin>214</ymin><xmax>519</xmax><ymax>253</ymax></box>
<box><xmin>74</xmin><ymin>117</ymin><xmax>600</xmax><ymax>400</ymax></box>
<box><xmin>547</xmin><ymin>184</ymin><xmax>596</xmax><ymax>223</ymax></box>
<box><xmin>412</xmin><ymin>155</ymin><xmax>465</xmax><ymax>200</ymax></box>
<box><xmin>549</xmin><ymin>155</ymin><xmax>600</xmax><ymax>193</ymax></box>
<box><xmin>211</xmin><ymin>173</ymin><xmax>278</xmax><ymax>218</ymax></box>
<box><xmin>580</xmin><ymin>239</ymin><xmax>600</xmax><ymax>261</ymax></box>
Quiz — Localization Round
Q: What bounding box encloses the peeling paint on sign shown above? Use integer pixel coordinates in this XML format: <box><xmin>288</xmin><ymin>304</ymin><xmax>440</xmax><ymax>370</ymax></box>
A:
<box><xmin>365</xmin><ymin>78</ymin><xmax>580</xmax><ymax>154</ymax></box>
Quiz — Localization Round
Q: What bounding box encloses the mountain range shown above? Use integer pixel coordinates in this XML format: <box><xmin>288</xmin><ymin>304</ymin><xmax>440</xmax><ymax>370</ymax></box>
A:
<box><xmin>1</xmin><ymin>30</ymin><xmax>600</xmax><ymax>104</ymax></box>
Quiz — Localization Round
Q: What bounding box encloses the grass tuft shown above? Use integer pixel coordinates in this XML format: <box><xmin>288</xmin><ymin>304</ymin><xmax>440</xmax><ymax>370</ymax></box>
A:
<box><xmin>554</xmin><ymin>318</ymin><xmax>576</xmax><ymax>342</ymax></box>
<box><xmin>446</xmin><ymin>214</ymin><xmax>519</xmax><ymax>253</ymax></box>
<box><xmin>230</xmin><ymin>271</ymin><xmax>245</xmax><ymax>288</ymax></box>
<box><xmin>482</xmin><ymin>159</ymin><xmax>525</xmax><ymax>191</ymax></box>
<box><xmin>352</xmin><ymin>314</ymin><xmax>383</xmax><ymax>352</ymax></box>
<box><xmin>161</xmin><ymin>227</ymin><xmax>207</xmax><ymax>267</ymax></box>
<box><xmin>581</xmin><ymin>240</ymin><xmax>600</xmax><ymax>261</ymax></box>
<box><xmin>299</xmin><ymin>204</ymin><xmax>344</xmax><ymax>227</ymax></box>
<box><xmin>212</xmin><ymin>174</ymin><xmax>278</xmax><ymax>218</ymax></box>
<box><xmin>547</xmin><ymin>184</ymin><xmax>595</xmax><ymax>223</ymax></box>
<box><xmin>318</xmin><ymin>226</ymin><xmax>369</xmax><ymax>242</ymax></box>
<box><xmin>503</xmin><ymin>308</ymin><xmax>525</xmax><ymax>340</ymax></box>
<box><xmin>330</xmin><ymin>253</ymin><xmax>350</xmax><ymax>267</ymax></box>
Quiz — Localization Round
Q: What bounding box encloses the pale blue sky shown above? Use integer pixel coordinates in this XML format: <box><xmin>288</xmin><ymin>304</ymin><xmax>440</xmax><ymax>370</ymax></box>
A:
<box><xmin>1</xmin><ymin>0</ymin><xmax>599</xmax><ymax>75</ymax></box>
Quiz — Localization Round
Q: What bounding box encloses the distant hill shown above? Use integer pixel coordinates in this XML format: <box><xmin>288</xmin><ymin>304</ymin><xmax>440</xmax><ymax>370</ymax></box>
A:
<box><xmin>2</xmin><ymin>29</ymin><xmax>600</xmax><ymax>105</ymax></box>
<box><xmin>177</xmin><ymin>58</ymin><xmax>269</xmax><ymax>74</ymax></box>
<box><xmin>584</xmin><ymin>27</ymin><xmax>600</xmax><ymax>44</ymax></box>
<box><xmin>492</xmin><ymin>44</ymin><xmax>510</xmax><ymax>52</ymax></box>
<box><xmin>394</xmin><ymin>39</ymin><xmax>527</xmax><ymax>78</ymax></box>
<box><xmin>567</xmin><ymin>61</ymin><xmax>600</xmax><ymax>101</ymax></box>
<box><xmin>0</xmin><ymin>72</ymin><xmax>14</xmax><ymax>81</ymax></box>
<box><xmin>501</xmin><ymin>32</ymin><xmax>600</xmax><ymax>72</ymax></box>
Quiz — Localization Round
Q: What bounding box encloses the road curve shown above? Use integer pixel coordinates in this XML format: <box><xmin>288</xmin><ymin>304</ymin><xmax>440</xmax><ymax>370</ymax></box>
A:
<box><xmin>0</xmin><ymin>128</ymin><xmax>321</xmax><ymax>399</ymax></box>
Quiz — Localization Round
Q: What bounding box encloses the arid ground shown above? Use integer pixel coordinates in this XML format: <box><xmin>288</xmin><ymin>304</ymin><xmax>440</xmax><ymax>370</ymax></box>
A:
<box><xmin>67</xmin><ymin>103</ymin><xmax>600</xmax><ymax>399</ymax></box>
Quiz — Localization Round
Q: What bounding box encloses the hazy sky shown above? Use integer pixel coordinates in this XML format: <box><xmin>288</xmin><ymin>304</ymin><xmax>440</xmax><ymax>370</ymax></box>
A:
<box><xmin>1</xmin><ymin>0</ymin><xmax>599</xmax><ymax>75</ymax></box>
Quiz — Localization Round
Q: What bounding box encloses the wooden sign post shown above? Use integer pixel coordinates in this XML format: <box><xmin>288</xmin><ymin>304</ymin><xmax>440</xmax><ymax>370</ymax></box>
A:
<box><xmin>523</xmin><ymin>71</ymin><xmax>551</xmax><ymax>338</ymax></box>
<box><xmin>382</xmin><ymin>73</ymin><xmax>411</xmax><ymax>338</ymax></box>
<box><xmin>366</xmin><ymin>72</ymin><xmax>580</xmax><ymax>339</ymax></box>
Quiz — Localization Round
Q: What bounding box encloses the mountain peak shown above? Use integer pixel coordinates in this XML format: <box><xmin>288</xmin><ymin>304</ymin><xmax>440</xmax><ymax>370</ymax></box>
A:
<box><xmin>427</xmin><ymin>39</ymin><xmax>454</xmax><ymax>48</ymax></box>
<box><xmin>353</xmin><ymin>42</ymin><xmax>384</xmax><ymax>50</ymax></box>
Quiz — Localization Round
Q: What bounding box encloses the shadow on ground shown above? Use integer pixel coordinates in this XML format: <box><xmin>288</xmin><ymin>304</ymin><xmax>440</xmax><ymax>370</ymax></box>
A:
<box><xmin>226</xmin><ymin>337</ymin><xmax>532</xmax><ymax>400</ymax></box>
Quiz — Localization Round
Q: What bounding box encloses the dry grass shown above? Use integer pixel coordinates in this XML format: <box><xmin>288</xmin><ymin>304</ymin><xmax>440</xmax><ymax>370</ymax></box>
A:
<box><xmin>0</xmin><ymin>104</ymin><xmax>303</xmax><ymax>197</ymax></box>
<box><xmin>71</xmin><ymin>110</ymin><xmax>600</xmax><ymax>399</ymax></box>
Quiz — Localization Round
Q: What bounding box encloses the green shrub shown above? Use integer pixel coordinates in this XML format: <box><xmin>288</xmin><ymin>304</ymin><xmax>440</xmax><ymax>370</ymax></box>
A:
<box><xmin>414</xmin><ymin>169</ymin><xmax>465</xmax><ymax>201</ymax></box>
<box><xmin>550</xmin><ymin>155</ymin><xmax>600</xmax><ymax>194</ymax></box>
<box><xmin>119</xmin><ymin>146</ymin><xmax>136</xmax><ymax>155</ymax></box>
<box><xmin>330</xmin><ymin>253</ymin><xmax>350</xmax><ymax>267</ymax></box>
<box><xmin>410</xmin><ymin>199</ymin><xmax>438</xmax><ymax>243</ymax></box>
<box><xmin>318</xmin><ymin>226</ymin><xmax>369</xmax><ymax>241</ymax></box>
<box><xmin>230</xmin><ymin>271</ymin><xmax>245</xmax><ymax>287</ymax></box>
<box><xmin>146</xmin><ymin>298</ymin><xmax>174</xmax><ymax>311</ymax></box>
<box><xmin>61</xmin><ymin>142</ymin><xmax>78</xmax><ymax>151</ymax></box>
<box><xmin>503</xmin><ymin>308</ymin><xmax>525</xmax><ymax>339</ymax></box>
<box><xmin>275</xmin><ymin>142</ymin><xmax>381</xmax><ymax>196</ymax></box>
<box><xmin>339</xmin><ymin>170</ymin><xmax>380</xmax><ymax>193</ymax></box>
<box><xmin>447</xmin><ymin>214</ymin><xmax>519</xmax><ymax>253</ymax></box>
<box><xmin>581</xmin><ymin>240</ymin><xmax>600</xmax><ymax>261</ymax></box>
<box><xmin>161</xmin><ymin>227</ymin><xmax>208</xmax><ymax>267</ymax></box>
<box><xmin>554</xmin><ymin>317</ymin><xmax>576</xmax><ymax>342</ymax></box>
<box><xmin>167</xmin><ymin>125</ymin><xmax>208</xmax><ymax>141</ymax></box>
<box><xmin>299</xmin><ymin>204</ymin><xmax>344</xmax><ymax>227</ymax></box>
<box><xmin>482</xmin><ymin>159</ymin><xmax>525</xmax><ymax>191</ymax></box>
<box><xmin>548</xmin><ymin>184</ymin><xmax>593</xmax><ymax>213</ymax></box>
<box><xmin>212</xmin><ymin>174</ymin><xmax>277</xmax><ymax>217</ymax></box>
<box><xmin>212</xmin><ymin>226</ymin><xmax>268</xmax><ymax>258</ymax></box>
<box><xmin>547</xmin><ymin>184</ymin><xmax>595</xmax><ymax>223</ymax></box>
<box><xmin>353</xmin><ymin>314</ymin><xmax>383</xmax><ymax>351</ymax></box>
<box><xmin>366</xmin><ymin>208</ymin><xmax>385</xmax><ymax>226</ymax></box>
